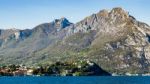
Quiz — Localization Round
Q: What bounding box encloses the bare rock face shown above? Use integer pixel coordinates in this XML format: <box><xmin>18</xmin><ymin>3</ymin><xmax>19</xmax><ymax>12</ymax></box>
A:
<box><xmin>90</xmin><ymin>8</ymin><xmax>150</xmax><ymax>74</ymax></box>
<box><xmin>63</xmin><ymin>7</ymin><xmax>150</xmax><ymax>74</ymax></box>
<box><xmin>0</xmin><ymin>7</ymin><xmax>150</xmax><ymax>75</ymax></box>
<box><xmin>54</xmin><ymin>17</ymin><xmax>72</xmax><ymax>28</ymax></box>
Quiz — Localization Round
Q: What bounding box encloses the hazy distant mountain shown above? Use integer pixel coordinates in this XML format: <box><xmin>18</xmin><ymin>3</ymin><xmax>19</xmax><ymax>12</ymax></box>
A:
<box><xmin>0</xmin><ymin>7</ymin><xmax>150</xmax><ymax>74</ymax></box>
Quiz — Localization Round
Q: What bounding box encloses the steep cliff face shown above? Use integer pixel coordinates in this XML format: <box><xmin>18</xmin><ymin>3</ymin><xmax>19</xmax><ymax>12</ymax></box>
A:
<box><xmin>69</xmin><ymin>7</ymin><xmax>150</xmax><ymax>74</ymax></box>
<box><xmin>87</xmin><ymin>8</ymin><xmax>150</xmax><ymax>74</ymax></box>
<box><xmin>0</xmin><ymin>7</ymin><xmax>150</xmax><ymax>74</ymax></box>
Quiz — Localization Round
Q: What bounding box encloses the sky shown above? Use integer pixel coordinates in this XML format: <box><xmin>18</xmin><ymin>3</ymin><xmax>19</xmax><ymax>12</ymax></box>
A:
<box><xmin>0</xmin><ymin>0</ymin><xmax>150</xmax><ymax>29</ymax></box>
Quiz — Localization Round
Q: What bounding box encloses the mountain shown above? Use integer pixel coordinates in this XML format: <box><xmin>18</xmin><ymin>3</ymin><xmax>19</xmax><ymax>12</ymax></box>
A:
<box><xmin>0</xmin><ymin>7</ymin><xmax>150</xmax><ymax>74</ymax></box>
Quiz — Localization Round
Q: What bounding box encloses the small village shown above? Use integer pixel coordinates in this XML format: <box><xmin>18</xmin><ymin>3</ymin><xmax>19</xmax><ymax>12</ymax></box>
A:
<box><xmin>0</xmin><ymin>60</ymin><xmax>110</xmax><ymax>76</ymax></box>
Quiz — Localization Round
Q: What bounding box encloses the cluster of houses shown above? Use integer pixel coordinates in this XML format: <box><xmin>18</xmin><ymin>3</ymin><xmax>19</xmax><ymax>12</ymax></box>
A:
<box><xmin>0</xmin><ymin>60</ymin><xmax>110</xmax><ymax>76</ymax></box>
<box><xmin>0</xmin><ymin>64</ymin><xmax>33</xmax><ymax>76</ymax></box>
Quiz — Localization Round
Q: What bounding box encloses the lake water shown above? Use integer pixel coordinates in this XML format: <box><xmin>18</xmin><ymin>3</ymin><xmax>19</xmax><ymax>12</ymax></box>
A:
<box><xmin>0</xmin><ymin>76</ymin><xmax>149</xmax><ymax>84</ymax></box>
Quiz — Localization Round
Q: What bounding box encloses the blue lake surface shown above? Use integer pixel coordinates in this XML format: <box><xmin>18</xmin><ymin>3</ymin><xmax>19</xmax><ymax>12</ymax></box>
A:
<box><xmin>0</xmin><ymin>76</ymin><xmax>149</xmax><ymax>84</ymax></box>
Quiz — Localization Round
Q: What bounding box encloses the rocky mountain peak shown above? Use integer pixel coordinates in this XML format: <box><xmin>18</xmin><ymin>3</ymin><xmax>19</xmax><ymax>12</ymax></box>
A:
<box><xmin>110</xmin><ymin>7</ymin><xmax>128</xmax><ymax>16</ymax></box>
<box><xmin>109</xmin><ymin>7</ymin><xmax>129</xmax><ymax>22</ymax></box>
<box><xmin>97</xmin><ymin>9</ymin><xmax>109</xmax><ymax>18</ymax></box>
<box><xmin>111</xmin><ymin>7</ymin><xmax>126</xmax><ymax>13</ymax></box>
<box><xmin>1</xmin><ymin>7</ymin><xmax>150</xmax><ymax>75</ymax></box>
<box><xmin>74</xmin><ymin>7</ymin><xmax>131</xmax><ymax>33</ymax></box>
<box><xmin>95</xmin><ymin>7</ymin><xmax>129</xmax><ymax>19</ymax></box>
<box><xmin>54</xmin><ymin>17</ymin><xmax>72</xmax><ymax>28</ymax></box>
